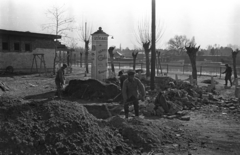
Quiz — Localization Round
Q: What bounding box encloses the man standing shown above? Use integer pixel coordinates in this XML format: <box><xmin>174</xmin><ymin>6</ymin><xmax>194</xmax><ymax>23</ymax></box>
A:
<box><xmin>55</xmin><ymin>64</ymin><xmax>68</xmax><ymax>98</ymax></box>
<box><xmin>222</xmin><ymin>64</ymin><xmax>232</xmax><ymax>86</ymax></box>
<box><xmin>122</xmin><ymin>70</ymin><xmax>146</xmax><ymax>119</ymax></box>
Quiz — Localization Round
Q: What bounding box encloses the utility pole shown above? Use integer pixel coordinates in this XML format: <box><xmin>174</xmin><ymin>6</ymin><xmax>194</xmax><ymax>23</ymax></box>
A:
<box><xmin>150</xmin><ymin>0</ymin><xmax>156</xmax><ymax>90</ymax></box>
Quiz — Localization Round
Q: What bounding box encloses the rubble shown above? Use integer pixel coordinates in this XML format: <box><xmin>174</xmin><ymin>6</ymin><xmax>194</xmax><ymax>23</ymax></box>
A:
<box><xmin>0</xmin><ymin>98</ymin><xmax>134</xmax><ymax>155</ymax></box>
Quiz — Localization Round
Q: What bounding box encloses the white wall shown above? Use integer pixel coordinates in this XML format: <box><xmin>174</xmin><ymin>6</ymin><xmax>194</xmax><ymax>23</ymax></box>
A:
<box><xmin>0</xmin><ymin>48</ymin><xmax>55</xmax><ymax>70</ymax></box>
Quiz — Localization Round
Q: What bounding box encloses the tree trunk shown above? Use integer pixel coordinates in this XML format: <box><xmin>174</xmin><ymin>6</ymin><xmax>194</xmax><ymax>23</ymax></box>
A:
<box><xmin>110</xmin><ymin>56</ymin><xmax>115</xmax><ymax>73</ymax></box>
<box><xmin>80</xmin><ymin>53</ymin><xmax>82</xmax><ymax>67</ymax></box>
<box><xmin>53</xmin><ymin>47</ymin><xmax>57</xmax><ymax>75</ymax></box>
<box><xmin>145</xmin><ymin>51</ymin><xmax>150</xmax><ymax>77</ymax></box>
<box><xmin>85</xmin><ymin>41</ymin><xmax>89</xmax><ymax>73</ymax></box>
<box><xmin>85</xmin><ymin>51</ymin><xmax>89</xmax><ymax>73</ymax></box>
<box><xmin>133</xmin><ymin>58</ymin><xmax>136</xmax><ymax>70</ymax></box>
<box><xmin>189</xmin><ymin>55</ymin><xmax>197</xmax><ymax>80</ymax></box>
<box><xmin>132</xmin><ymin>51</ymin><xmax>138</xmax><ymax>71</ymax></box>
<box><xmin>158</xmin><ymin>55</ymin><xmax>162</xmax><ymax>74</ymax></box>
<box><xmin>156</xmin><ymin>58</ymin><xmax>159</xmax><ymax>75</ymax></box>
<box><xmin>232</xmin><ymin>51</ymin><xmax>238</xmax><ymax>79</ymax></box>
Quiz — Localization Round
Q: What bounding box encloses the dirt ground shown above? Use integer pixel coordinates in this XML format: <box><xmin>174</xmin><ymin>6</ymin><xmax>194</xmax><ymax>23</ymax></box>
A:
<box><xmin>0</xmin><ymin>68</ymin><xmax>240</xmax><ymax>155</ymax></box>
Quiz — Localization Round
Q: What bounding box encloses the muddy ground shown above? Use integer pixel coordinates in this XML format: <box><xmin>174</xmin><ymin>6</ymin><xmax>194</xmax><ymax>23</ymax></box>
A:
<box><xmin>0</xmin><ymin>67</ymin><xmax>240</xmax><ymax>155</ymax></box>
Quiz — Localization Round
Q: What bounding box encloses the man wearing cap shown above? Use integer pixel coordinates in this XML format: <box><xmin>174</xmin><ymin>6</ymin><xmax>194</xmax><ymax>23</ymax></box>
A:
<box><xmin>222</xmin><ymin>64</ymin><xmax>232</xmax><ymax>86</ymax></box>
<box><xmin>55</xmin><ymin>64</ymin><xmax>68</xmax><ymax>98</ymax></box>
<box><xmin>122</xmin><ymin>70</ymin><xmax>146</xmax><ymax>118</ymax></box>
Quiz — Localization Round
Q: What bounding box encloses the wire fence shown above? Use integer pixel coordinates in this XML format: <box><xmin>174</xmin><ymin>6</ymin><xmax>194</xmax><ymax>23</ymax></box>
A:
<box><xmin>108</xmin><ymin>62</ymin><xmax>240</xmax><ymax>78</ymax></box>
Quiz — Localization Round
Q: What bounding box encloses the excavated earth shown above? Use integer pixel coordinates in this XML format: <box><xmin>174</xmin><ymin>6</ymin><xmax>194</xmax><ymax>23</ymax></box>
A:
<box><xmin>0</xmin><ymin>97</ymin><xmax>134</xmax><ymax>155</ymax></box>
<box><xmin>64</xmin><ymin>79</ymin><xmax>121</xmax><ymax>101</ymax></box>
<box><xmin>1</xmin><ymin>72</ymin><xmax>240</xmax><ymax>155</ymax></box>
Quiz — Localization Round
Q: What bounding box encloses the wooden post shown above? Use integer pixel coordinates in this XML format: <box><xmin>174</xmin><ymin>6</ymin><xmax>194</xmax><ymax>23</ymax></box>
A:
<box><xmin>183</xmin><ymin>65</ymin><xmax>184</xmax><ymax>74</ymax></box>
<box><xmin>200</xmin><ymin>66</ymin><xmax>202</xmax><ymax>76</ymax></box>
<box><xmin>167</xmin><ymin>64</ymin><xmax>169</xmax><ymax>74</ymax></box>
<box><xmin>175</xmin><ymin>74</ymin><xmax>178</xmax><ymax>80</ymax></box>
<box><xmin>189</xmin><ymin>75</ymin><xmax>193</xmax><ymax>85</ymax></box>
<box><xmin>220</xmin><ymin>67</ymin><xmax>222</xmax><ymax>79</ymax></box>
<box><xmin>119</xmin><ymin>62</ymin><xmax>120</xmax><ymax>69</ymax></box>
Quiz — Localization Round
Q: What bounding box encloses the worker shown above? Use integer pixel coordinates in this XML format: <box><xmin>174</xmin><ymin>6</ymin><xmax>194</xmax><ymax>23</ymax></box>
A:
<box><xmin>222</xmin><ymin>64</ymin><xmax>232</xmax><ymax>87</ymax></box>
<box><xmin>122</xmin><ymin>70</ymin><xmax>146</xmax><ymax>119</ymax></box>
<box><xmin>55</xmin><ymin>64</ymin><xmax>68</xmax><ymax>98</ymax></box>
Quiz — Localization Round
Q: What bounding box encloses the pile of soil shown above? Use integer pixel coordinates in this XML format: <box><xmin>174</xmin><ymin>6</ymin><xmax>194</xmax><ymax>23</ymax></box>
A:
<box><xmin>64</xmin><ymin>79</ymin><xmax>121</xmax><ymax>101</ymax></box>
<box><xmin>106</xmin><ymin>116</ymin><xmax>192</xmax><ymax>152</ymax></box>
<box><xmin>0</xmin><ymin>97</ymin><xmax>134</xmax><ymax>155</ymax></box>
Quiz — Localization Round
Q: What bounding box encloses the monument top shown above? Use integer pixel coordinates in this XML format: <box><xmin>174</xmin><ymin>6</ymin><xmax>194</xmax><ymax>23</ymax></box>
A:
<box><xmin>91</xmin><ymin>27</ymin><xmax>109</xmax><ymax>36</ymax></box>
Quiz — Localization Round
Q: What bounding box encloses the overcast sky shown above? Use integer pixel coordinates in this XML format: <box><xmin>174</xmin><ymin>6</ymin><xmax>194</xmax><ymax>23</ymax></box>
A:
<box><xmin>1</xmin><ymin>0</ymin><xmax>240</xmax><ymax>49</ymax></box>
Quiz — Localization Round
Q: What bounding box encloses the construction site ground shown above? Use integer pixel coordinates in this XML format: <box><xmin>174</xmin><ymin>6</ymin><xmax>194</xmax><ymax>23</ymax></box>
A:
<box><xmin>0</xmin><ymin>67</ymin><xmax>240</xmax><ymax>155</ymax></box>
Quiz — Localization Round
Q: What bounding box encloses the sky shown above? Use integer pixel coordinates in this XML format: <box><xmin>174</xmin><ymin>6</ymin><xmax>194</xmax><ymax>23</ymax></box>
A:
<box><xmin>0</xmin><ymin>0</ymin><xmax>240</xmax><ymax>49</ymax></box>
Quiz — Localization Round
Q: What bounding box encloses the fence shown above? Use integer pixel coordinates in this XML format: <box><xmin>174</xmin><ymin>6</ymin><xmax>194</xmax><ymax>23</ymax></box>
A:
<box><xmin>108</xmin><ymin>61</ymin><xmax>240</xmax><ymax>78</ymax></box>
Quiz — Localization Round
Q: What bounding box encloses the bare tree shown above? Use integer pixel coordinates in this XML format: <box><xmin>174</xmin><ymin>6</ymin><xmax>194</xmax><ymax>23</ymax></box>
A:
<box><xmin>132</xmin><ymin>50</ymin><xmax>139</xmax><ymax>70</ymax></box>
<box><xmin>78</xmin><ymin>22</ymin><xmax>92</xmax><ymax>74</ymax></box>
<box><xmin>232</xmin><ymin>49</ymin><xmax>239</xmax><ymax>79</ymax></box>
<box><xmin>108</xmin><ymin>46</ymin><xmax>116</xmax><ymax>74</ymax></box>
<box><xmin>135</xmin><ymin>19</ymin><xmax>164</xmax><ymax>77</ymax></box>
<box><xmin>156</xmin><ymin>50</ymin><xmax>162</xmax><ymax>75</ymax></box>
<box><xmin>185</xmin><ymin>37</ymin><xmax>200</xmax><ymax>81</ymax></box>
<box><xmin>42</xmin><ymin>5</ymin><xmax>74</xmax><ymax>74</ymax></box>
<box><xmin>80</xmin><ymin>51</ymin><xmax>83</xmax><ymax>67</ymax></box>
<box><xmin>168</xmin><ymin>35</ymin><xmax>190</xmax><ymax>56</ymax></box>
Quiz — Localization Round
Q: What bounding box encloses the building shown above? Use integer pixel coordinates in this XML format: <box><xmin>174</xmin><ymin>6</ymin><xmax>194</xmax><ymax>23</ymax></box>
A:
<box><xmin>0</xmin><ymin>29</ymin><xmax>61</xmax><ymax>72</ymax></box>
<box><xmin>113</xmin><ymin>51</ymin><xmax>125</xmax><ymax>59</ymax></box>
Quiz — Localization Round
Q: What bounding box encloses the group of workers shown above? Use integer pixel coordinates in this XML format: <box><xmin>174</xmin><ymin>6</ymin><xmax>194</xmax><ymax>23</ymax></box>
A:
<box><xmin>54</xmin><ymin>63</ymin><xmax>233</xmax><ymax>119</ymax></box>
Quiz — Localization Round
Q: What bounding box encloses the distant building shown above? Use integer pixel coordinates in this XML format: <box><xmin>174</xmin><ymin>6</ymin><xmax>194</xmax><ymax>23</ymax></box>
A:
<box><xmin>114</xmin><ymin>51</ymin><xmax>125</xmax><ymax>59</ymax></box>
<box><xmin>0</xmin><ymin>29</ymin><xmax>61</xmax><ymax>71</ymax></box>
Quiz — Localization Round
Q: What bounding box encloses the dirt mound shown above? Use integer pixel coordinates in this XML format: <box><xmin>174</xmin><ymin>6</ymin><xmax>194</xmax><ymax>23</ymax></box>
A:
<box><xmin>64</xmin><ymin>79</ymin><xmax>121</xmax><ymax>101</ymax></box>
<box><xmin>0</xmin><ymin>98</ymin><xmax>134</xmax><ymax>155</ymax></box>
<box><xmin>106</xmin><ymin>116</ymin><xmax>191</xmax><ymax>152</ymax></box>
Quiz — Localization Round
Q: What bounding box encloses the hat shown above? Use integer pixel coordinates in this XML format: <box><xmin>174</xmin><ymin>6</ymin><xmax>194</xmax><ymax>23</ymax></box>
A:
<box><xmin>118</xmin><ymin>70</ymin><xmax>123</xmax><ymax>76</ymax></box>
<box><xmin>63</xmin><ymin>64</ymin><xmax>68</xmax><ymax>68</ymax></box>
<box><xmin>127</xmin><ymin>70</ymin><xmax>135</xmax><ymax>76</ymax></box>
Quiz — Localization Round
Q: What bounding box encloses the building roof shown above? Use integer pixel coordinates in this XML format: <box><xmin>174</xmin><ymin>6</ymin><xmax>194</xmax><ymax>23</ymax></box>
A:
<box><xmin>0</xmin><ymin>29</ymin><xmax>61</xmax><ymax>39</ymax></box>
<box><xmin>91</xmin><ymin>27</ymin><xmax>109</xmax><ymax>36</ymax></box>
<box><xmin>115</xmin><ymin>51</ymin><xmax>123</xmax><ymax>56</ymax></box>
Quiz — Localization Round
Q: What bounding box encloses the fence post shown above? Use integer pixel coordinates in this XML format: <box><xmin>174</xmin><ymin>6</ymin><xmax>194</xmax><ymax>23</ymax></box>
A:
<box><xmin>167</xmin><ymin>64</ymin><xmax>169</xmax><ymax>74</ymax></box>
<box><xmin>200</xmin><ymin>66</ymin><xmax>202</xmax><ymax>76</ymax></box>
<box><xmin>141</xmin><ymin>63</ymin><xmax>142</xmax><ymax>69</ymax></box>
<box><xmin>119</xmin><ymin>62</ymin><xmax>120</xmax><ymax>69</ymax></box>
<box><xmin>220</xmin><ymin>67</ymin><xmax>222</xmax><ymax>79</ymax></box>
<box><xmin>183</xmin><ymin>65</ymin><xmax>184</xmax><ymax>74</ymax></box>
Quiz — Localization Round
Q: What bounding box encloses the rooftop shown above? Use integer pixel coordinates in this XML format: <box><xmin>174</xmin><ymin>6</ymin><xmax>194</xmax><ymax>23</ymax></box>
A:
<box><xmin>0</xmin><ymin>29</ymin><xmax>61</xmax><ymax>39</ymax></box>
<box><xmin>91</xmin><ymin>27</ymin><xmax>109</xmax><ymax>36</ymax></box>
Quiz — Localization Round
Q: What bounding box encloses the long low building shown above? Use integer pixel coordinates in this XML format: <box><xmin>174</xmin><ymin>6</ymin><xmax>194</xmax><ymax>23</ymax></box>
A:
<box><xmin>0</xmin><ymin>29</ymin><xmax>62</xmax><ymax>72</ymax></box>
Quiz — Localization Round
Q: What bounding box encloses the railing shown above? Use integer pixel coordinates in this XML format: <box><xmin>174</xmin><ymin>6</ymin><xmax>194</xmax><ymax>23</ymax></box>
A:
<box><xmin>108</xmin><ymin>62</ymin><xmax>240</xmax><ymax>78</ymax></box>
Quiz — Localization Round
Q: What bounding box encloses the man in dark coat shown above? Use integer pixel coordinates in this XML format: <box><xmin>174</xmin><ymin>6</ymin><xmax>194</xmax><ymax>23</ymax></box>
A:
<box><xmin>55</xmin><ymin>64</ymin><xmax>68</xmax><ymax>98</ymax></box>
<box><xmin>222</xmin><ymin>64</ymin><xmax>232</xmax><ymax>86</ymax></box>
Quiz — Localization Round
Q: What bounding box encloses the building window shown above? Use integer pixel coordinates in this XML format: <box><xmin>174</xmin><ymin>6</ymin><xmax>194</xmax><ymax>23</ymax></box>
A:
<box><xmin>25</xmin><ymin>43</ymin><xmax>31</xmax><ymax>51</ymax></box>
<box><xmin>14</xmin><ymin>43</ymin><xmax>20</xmax><ymax>51</ymax></box>
<box><xmin>2</xmin><ymin>42</ymin><xmax>9</xmax><ymax>50</ymax></box>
